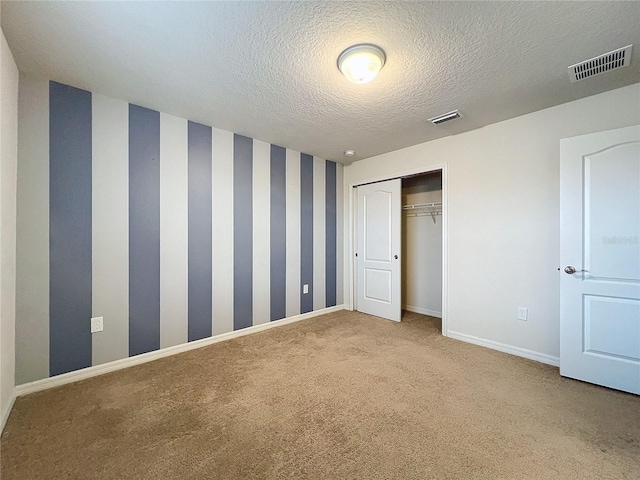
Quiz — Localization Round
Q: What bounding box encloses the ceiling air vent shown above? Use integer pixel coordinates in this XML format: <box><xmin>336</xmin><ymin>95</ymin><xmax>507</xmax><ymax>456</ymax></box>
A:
<box><xmin>428</xmin><ymin>110</ymin><xmax>462</xmax><ymax>125</ymax></box>
<box><xmin>568</xmin><ymin>45</ymin><xmax>633</xmax><ymax>82</ymax></box>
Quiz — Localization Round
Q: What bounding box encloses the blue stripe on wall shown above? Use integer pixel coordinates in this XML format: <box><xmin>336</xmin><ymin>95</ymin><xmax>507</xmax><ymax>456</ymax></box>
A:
<box><xmin>188</xmin><ymin>121</ymin><xmax>213</xmax><ymax>341</ymax></box>
<box><xmin>129</xmin><ymin>104</ymin><xmax>161</xmax><ymax>356</ymax></box>
<box><xmin>300</xmin><ymin>153</ymin><xmax>314</xmax><ymax>314</ymax></box>
<box><xmin>49</xmin><ymin>81</ymin><xmax>93</xmax><ymax>376</ymax></box>
<box><xmin>270</xmin><ymin>145</ymin><xmax>286</xmax><ymax>321</ymax></box>
<box><xmin>233</xmin><ymin>134</ymin><xmax>253</xmax><ymax>330</ymax></box>
<box><xmin>325</xmin><ymin>161</ymin><xmax>337</xmax><ymax>307</ymax></box>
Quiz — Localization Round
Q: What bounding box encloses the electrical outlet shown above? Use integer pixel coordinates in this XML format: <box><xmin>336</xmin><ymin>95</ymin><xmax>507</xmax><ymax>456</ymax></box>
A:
<box><xmin>91</xmin><ymin>316</ymin><xmax>104</xmax><ymax>333</ymax></box>
<box><xmin>303</xmin><ymin>284</ymin><xmax>309</xmax><ymax>294</ymax></box>
<box><xmin>517</xmin><ymin>307</ymin><xmax>528</xmax><ymax>321</ymax></box>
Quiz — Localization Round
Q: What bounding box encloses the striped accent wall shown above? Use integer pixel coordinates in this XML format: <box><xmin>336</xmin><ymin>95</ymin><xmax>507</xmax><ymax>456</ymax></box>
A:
<box><xmin>15</xmin><ymin>78</ymin><xmax>344</xmax><ymax>384</ymax></box>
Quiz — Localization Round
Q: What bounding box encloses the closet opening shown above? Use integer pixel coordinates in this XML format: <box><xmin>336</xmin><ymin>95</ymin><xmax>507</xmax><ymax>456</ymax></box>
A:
<box><xmin>351</xmin><ymin>165</ymin><xmax>447</xmax><ymax>335</ymax></box>
<box><xmin>401</xmin><ymin>171</ymin><xmax>443</xmax><ymax>333</ymax></box>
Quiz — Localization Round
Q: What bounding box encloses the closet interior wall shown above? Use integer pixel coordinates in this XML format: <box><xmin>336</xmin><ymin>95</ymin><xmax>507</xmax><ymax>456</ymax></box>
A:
<box><xmin>402</xmin><ymin>172</ymin><xmax>442</xmax><ymax>318</ymax></box>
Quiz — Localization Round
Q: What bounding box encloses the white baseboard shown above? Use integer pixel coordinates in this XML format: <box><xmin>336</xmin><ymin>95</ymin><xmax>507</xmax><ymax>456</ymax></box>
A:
<box><xmin>447</xmin><ymin>330</ymin><xmax>560</xmax><ymax>367</ymax></box>
<box><xmin>15</xmin><ymin>305</ymin><xmax>346</xmax><ymax>397</ymax></box>
<box><xmin>403</xmin><ymin>304</ymin><xmax>442</xmax><ymax>318</ymax></box>
<box><xmin>1</xmin><ymin>391</ymin><xmax>16</xmax><ymax>434</ymax></box>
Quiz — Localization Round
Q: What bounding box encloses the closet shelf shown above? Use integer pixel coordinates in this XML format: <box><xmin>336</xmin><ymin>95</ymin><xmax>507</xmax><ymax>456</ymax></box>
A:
<box><xmin>402</xmin><ymin>202</ymin><xmax>442</xmax><ymax>222</ymax></box>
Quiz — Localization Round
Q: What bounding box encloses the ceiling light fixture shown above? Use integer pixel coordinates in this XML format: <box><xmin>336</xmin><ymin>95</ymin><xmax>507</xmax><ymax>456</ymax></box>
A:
<box><xmin>338</xmin><ymin>44</ymin><xmax>386</xmax><ymax>84</ymax></box>
<box><xmin>344</xmin><ymin>149</ymin><xmax>355</xmax><ymax>157</ymax></box>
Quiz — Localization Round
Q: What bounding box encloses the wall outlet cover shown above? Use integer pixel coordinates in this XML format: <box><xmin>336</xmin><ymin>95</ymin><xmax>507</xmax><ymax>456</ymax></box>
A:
<box><xmin>517</xmin><ymin>307</ymin><xmax>528</xmax><ymax>321</ymax></box>
<box><xmin>91</xmin><ymin>316</ymin><xmax>104</xmax><ymax>333</ymax></box>
<box><xmin>303</xmin><ymin>284</ymin><xmax>309</xmax><ymax>294</ymax></box>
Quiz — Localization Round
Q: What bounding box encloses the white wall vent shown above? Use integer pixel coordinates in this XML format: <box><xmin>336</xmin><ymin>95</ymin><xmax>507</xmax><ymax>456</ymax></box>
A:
<box><xmin>428</xmin><ymin>110</ymin><xmax>462</xmax><ymax>125</ymax></box>
<box><xmin>568</xmin><ymin>45</ymin><xmax>633</xmax><ymax>82</ymax></box>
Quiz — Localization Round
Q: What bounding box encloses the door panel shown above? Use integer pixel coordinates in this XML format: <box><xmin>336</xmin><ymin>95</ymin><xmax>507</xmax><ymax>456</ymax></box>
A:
<box><xmin>365</xmin><ymin>192</ymin><xmax>392</xmax><ymax>262</ymax></box>
<box><xmin>584</xmin><ymin>143</ymin><xmax>640</xmax><ymax>281</ymax></box>
<box><xmin>356</xmin><ymin>179</ymin><xmax>401</xmax><ymax>322</ymax></box>
<box><xmin>583</xmin><ymin>295</ymin><xmax>640</xmax><ymax>361</ymax></box>
<box><xmin>560</xmin><ymin>125</ymin><xmax>640</xmax><ymax>394</ymax></box>
<box><xmin>364</xmin><ymin>268</ymin><xmax>392</xmax><ymax>303</ymax></box>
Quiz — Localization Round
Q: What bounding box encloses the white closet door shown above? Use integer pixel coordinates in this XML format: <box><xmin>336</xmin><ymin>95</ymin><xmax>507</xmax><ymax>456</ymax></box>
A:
<box><xmin>356</xmin><ymin>179</ymin><xmax>401</xmax><ymax>322</ymax></box>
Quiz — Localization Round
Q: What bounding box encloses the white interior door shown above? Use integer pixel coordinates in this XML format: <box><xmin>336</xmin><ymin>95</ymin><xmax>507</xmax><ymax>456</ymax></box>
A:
<box><xmin>560</xmin><ymin>125</ymin><xmax>640</xmax><ymax>394</ymax></box>
<box><xmin>356</xmin><ymin>179</ymin><xmax>401</xmax><ymax>322</ymax></box>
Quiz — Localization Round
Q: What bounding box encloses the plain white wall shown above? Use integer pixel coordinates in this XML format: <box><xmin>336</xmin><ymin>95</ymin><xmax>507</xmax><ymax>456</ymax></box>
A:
<box><xmin>344</xmin><ymin>83</ymin><xmax>640</xmax><ymax>361</ymax></box>
<box><xmin>1</xmin><ymin>25</ymin><xmax>19</xmax><ymax>430</ymax></box>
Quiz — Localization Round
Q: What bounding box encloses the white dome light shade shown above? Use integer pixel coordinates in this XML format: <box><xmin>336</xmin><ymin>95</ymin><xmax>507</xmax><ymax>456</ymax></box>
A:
<box><xmin>338</xmin><ymin>44</ymin><xmax>386</xmax><ymax>84</ymax></box>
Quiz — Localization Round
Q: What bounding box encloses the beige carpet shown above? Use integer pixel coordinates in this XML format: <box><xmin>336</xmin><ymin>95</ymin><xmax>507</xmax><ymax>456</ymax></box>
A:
<box><xmin>1</xmin><ymin>310</ymin><xmax>639</xmax><ymax>479</ymax></box>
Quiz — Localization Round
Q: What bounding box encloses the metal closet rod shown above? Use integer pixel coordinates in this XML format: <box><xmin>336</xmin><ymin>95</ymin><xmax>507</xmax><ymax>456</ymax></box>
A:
<box><xmin>401</xmin><ymin>202</ymin><xmax>442</xmax><ymax>210</ymax></box>
<box><xmin>401</xmin><ymin>202</ymin><xmax>442</xmax><ymax>224</ymax></box>
<box><xmin>404</xmin><ymin>211</ymin><xmax>443</xmax><ymax>216</ymax></box>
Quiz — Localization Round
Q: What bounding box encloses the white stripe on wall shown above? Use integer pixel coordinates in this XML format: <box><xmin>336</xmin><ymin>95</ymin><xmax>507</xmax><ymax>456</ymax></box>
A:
<box><xmin>252</xmin><ymin>140</ymin><xmax>271</xmax><ymax>326</ymax></box>
<box><xmin>212</xmin><ymin>128</ymin><xmax>234</xmax><ymax>335</ymax></box>
<box><xmin>336</xmin><ymin>164</ymin><xmax>344</xmax><ymax>305</ymax></box>
<box><xmin>15</xmin><ymin>76</ymin><xmax>50</xmax><ymax>384</ymax></box>
<box><xmin>313</xmin><ymin>157</ymin><xmax>326</xmax><ymax>310</ymax></box>
<box><xmin>159</xmin><ymin>113</ymin><xmax>188</xmax><ymax>348</ymax></box>
<box><xmin>92</xmin><ymin>94</ymin><xmax>130</xmax><ymax>365</ymax></box>
<box><xmin>285</xmin><ymin>149</ymin><xmax>301</xmax><ymax>317</ymax></box>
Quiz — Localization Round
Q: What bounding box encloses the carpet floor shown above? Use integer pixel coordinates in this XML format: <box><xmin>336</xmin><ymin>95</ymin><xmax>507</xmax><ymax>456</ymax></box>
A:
<box><xmin>1</xmin><ymin>310</ymin><xmax>639</xmax><ymax>479</ymax></box>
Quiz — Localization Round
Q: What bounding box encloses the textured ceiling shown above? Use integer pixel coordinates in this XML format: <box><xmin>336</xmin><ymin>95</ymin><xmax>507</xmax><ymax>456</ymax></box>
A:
<box><xmin>2</xmin><ymin>1</ymin><xmax>639</xmax><ymax>164</ymax></box>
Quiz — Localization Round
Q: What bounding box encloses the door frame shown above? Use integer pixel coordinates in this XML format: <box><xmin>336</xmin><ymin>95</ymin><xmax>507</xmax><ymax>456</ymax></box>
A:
<box><xmin>348</xmin><ymin>163</ymin><xmax>449</xmax><ymax>336</ymax></box>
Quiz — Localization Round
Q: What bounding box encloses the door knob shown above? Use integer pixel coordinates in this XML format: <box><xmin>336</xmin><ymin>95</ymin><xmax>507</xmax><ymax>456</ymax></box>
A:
<box><xmin>394</xmin><ymin>255</ymin><xmax>398</xmax><ymax>259</ymax></box>
<box><xmin>564</xmin><ymin>266</ymin><xmax>589</xmax><ymax>274</ymax></box>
